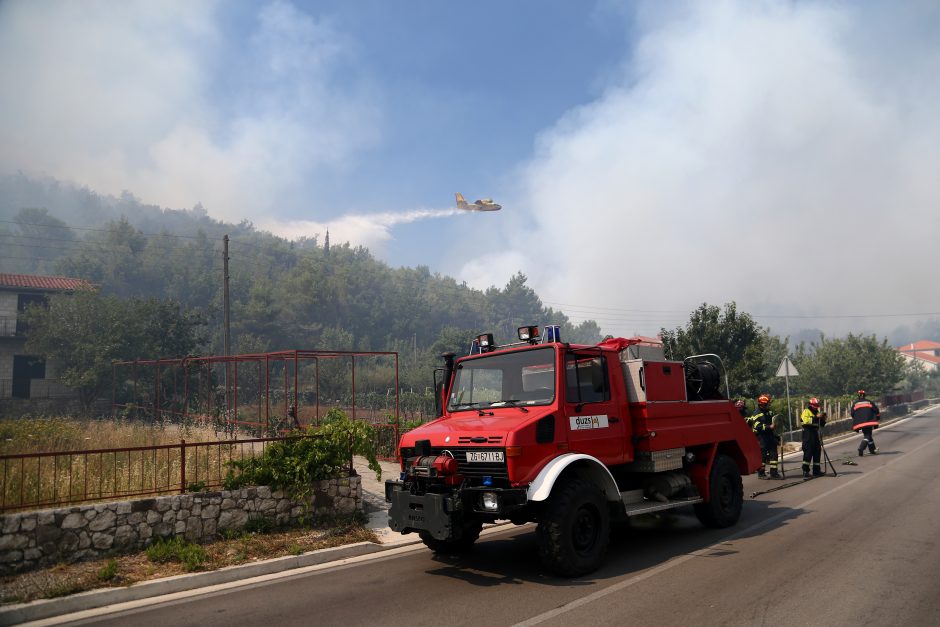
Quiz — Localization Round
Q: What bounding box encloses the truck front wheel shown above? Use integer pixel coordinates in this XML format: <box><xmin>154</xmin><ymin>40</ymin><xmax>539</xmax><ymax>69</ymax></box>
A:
<box><xmin>536</xmin><ymin>477</ymin><xmax>610</xmax><ymax>577</ymax></box>
<box><xmin>693</xmin><ymin>454</ymin><xmax>743</xmax><ymax>528</ymax></box>
<box><xmin>419</xmin><ymin>520</ymin><xmax>483</xmax><ymax>554</ymax></box>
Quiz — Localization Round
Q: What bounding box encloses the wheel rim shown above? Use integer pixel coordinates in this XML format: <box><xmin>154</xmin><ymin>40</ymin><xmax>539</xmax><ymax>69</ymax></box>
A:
<box><xmin>573</xmin><ymin>505</ymin><xmax>599</xmax><ymax>553</ymax></box>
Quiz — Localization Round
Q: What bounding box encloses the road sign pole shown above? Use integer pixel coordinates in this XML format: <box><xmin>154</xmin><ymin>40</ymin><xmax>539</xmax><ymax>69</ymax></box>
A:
<box><xmin>785</xmin><ymin>361</ymin><xmax>793</xmax><ymax>445</ymax></box>
<box><xmin>775</xmin><ymin>356</ymin><xmax>799</xmax><ymax>447</ymax></box>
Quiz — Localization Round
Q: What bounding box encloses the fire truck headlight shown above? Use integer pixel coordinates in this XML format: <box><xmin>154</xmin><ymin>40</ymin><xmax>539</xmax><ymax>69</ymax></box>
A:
<box><xmin>482</xmin><ymin>492</ymin><xmax>499</xmax><ymax>512</ymax></box>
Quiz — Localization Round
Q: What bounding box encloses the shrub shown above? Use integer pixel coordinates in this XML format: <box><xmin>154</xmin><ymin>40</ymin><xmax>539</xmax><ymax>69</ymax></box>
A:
<box><xmin>145</xmin><ymin>537</ymin><xmax>207</xmax><ymax>572</ymax></box>
<box><xmin>96</xmin><ymin>559</ymin><xmax>119</xmax><ymax>582</ymax></box>
<box><xmin>223</xmin><ymin>409</ymin><xmax>381</xmax><ymax>494</ymax></box>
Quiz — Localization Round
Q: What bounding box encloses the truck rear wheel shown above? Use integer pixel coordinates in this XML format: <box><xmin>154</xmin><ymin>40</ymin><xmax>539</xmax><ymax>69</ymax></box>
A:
<box><xmin>419</xmin><ymin>520</ymin><xmax>483</xmax><ymax>554</ymax></box>
<box><xmin>694</xmin><ymin>454</ymin><xmax>743</xmax><ymax>528</ymax></box>
<box><xmin>536</xmin><ymin>477</ymin><xmax>610</xmax><ymax>577</ymax></box>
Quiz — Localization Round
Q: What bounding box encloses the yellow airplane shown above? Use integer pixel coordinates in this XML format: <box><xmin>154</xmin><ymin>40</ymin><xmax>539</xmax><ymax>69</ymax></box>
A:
<box><xmin>455</xmin><ymin>192</ymin><xmax>501</xmax><ymax>211</ymax></box>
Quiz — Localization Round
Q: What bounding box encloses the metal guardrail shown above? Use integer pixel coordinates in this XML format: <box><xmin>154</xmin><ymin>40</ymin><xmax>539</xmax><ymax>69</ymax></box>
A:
<box><xmin>0</xmin><ymin>435</ymin><xmax>321</xmax><ymax>513</ymax></box>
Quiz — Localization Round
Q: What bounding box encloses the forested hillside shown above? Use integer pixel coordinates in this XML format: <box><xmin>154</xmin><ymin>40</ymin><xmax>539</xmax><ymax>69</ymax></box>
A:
<box><xmin>0</xmin><ymin>174</ymin><xmax>601</xmax><ymax>383</ymax></box>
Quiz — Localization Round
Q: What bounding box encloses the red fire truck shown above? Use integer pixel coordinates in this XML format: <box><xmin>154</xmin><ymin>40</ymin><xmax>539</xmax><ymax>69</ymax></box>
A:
<box><xmin>386</xmin><ymin>325</ymin><xmax>761</xmax><ymax>576</ymax></box>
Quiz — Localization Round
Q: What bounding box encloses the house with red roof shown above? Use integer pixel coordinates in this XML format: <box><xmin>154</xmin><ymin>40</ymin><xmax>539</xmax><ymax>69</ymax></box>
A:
<box><xmin>0</xmin><ymin>273</ymin><xmax>93</xmax><ymax>400</ymax></box>
<box><xmin>896</xmin><ymin>340</ymin><xmax>940</xmax><ymax>372</ymax></box>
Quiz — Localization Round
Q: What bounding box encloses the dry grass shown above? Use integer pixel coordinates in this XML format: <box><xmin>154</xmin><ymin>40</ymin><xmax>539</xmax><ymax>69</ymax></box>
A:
<box><xmin>0</xmin><ymin>417</ymin><xmax>272</xmax><ymax>511</ymax></box>
<box><xmin>0</xmin><ymin>519</ymin><xmax>379</xmax><ymax>605</ymax></box>
<box><xmin>0</xmin><ymin>416</ymin><xmax>225</xmax><ymax>456</ymax></box>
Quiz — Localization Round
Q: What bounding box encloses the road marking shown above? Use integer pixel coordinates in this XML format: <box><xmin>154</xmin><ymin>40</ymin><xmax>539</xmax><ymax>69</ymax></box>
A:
<box><xmin>513</xmin><ymin>426</ymin><xmax>940</xmax><ymax>626</ymax></box>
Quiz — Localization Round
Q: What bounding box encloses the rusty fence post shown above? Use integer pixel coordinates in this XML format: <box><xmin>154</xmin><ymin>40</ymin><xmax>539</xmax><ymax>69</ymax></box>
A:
<box><xmin>348</xmin><ymin>431</ymin><xmax>354</xmax><ymax>476</ymax></box>
<box><xmin>180</xmin><ymin>439</ymin><xmax>187</xmax><ymax>494</ymax></box>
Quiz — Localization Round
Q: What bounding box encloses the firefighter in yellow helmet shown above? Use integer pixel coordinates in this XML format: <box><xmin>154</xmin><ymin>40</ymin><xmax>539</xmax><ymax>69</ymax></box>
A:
<box><xmin>800</xmin><ymin>397</ymin><xmax>827</xmax><ymax>477</ymax></box>
<box><xmin>747</xmin><ymin>394</ymin><xmax>780</xmax><ymax>479</ymax></box>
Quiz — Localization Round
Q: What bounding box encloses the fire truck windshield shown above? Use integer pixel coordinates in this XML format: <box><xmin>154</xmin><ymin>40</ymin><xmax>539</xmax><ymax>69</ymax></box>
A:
<box><xmin>448</xmin><ymin>346</ymin><xmax>556</xmax><ymax>411</ymax></box>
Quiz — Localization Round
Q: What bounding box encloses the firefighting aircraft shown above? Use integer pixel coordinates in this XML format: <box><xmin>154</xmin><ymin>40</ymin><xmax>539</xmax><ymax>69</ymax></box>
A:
<box><xmin>455</xmin><ymin>192</ymin><xmax>501</xmax><ymax>212</ymax></box>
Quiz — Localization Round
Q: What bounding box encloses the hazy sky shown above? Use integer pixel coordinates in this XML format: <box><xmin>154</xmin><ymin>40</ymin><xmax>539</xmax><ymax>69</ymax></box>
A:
<box><xmin>1</xmin><ymin>0</ymin><xmax>938</xmax><ymax>338</ymax></box>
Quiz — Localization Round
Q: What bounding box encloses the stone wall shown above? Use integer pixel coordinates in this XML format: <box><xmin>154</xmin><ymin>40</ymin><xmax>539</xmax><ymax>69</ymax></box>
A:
<box><xmin>0</xmin><ymin>475</ymin><xmax>361</xmax><ymax>575</ymax></box>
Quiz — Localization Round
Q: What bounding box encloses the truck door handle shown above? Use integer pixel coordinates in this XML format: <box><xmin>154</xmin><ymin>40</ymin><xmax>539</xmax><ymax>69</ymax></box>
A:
<box><xmin>609</xmin><ymin>417</ymin><xmax>620</xmax><ymax>423</ymax></box>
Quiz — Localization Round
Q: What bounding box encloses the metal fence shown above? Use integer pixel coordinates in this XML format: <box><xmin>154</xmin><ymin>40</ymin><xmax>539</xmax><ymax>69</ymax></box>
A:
<box><xmin>0</xmin><ymin>435</ymin><xmax>320</xmax><ymax>513</ymax></box>
<box><xmin>111</xmin><ymin>349</ymin><xmax>401</xmax><ymax>435</ymax></box>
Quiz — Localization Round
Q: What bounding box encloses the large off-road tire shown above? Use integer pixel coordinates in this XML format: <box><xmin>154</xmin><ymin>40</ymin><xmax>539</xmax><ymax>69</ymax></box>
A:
<box><xmin>419</xmin><ymin>520</ymin><xmax>483</xmax><ymax>555</ymax></box>
<box><xmin>536</xmin><ymin>477</ymin><xmax>610</xmax><ymax>577</ymax></box>
<box><xmin>693</xmin><ymin>454</ymin><xmax>743</xmax><ymax>528</ymax></box>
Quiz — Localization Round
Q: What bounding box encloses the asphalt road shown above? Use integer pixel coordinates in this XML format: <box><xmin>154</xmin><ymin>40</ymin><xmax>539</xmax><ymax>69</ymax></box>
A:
<box><xmin>57</xmin><ymin>407</ymin><xmax>940</xmax><ymax>627</ymax></box>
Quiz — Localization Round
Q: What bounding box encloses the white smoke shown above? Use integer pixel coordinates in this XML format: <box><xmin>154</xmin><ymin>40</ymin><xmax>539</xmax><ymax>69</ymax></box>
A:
<box><xmin>259</xmin><ymin>208</ymin><xmax>461</xmax><ymax>249</ymax></box>
<box><xmin>0</xmin><ymin>0</ymin><xmax>379</xmax><ymax>223</ymax></box>
<box><xmin>457</xmin><ymin>0</ymin><xmax>940</xmax><ymax>337</ymax></box>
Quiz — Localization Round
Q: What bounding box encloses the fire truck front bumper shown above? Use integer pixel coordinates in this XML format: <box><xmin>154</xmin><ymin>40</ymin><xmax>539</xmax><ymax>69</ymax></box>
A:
<box><xmin>385</xmin><ymin>481</ymin><xmax>527</xmax><ymax>540</ymax></box>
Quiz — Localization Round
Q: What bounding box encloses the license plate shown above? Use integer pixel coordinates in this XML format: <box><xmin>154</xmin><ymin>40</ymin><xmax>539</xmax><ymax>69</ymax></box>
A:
<box><xmin>466</xmin><ymin>451</ymin><xmax>504</xmax><ymax>463</ymax></box>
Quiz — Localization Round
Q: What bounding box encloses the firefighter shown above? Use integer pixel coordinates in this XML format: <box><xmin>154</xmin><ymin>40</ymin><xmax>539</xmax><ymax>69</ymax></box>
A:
<box><xmin>851</xmin><ymin>389</ymin><xmax>881</xmax><ymax>456</ymax></box>
<box><xmin>800</xmin><ymin>397</ymin><xmax>827</xmax><ymax>477</ymax></box>
<box><xmin>735</xmin><ymin>399</ymin><xmax>747</xmax><ymax>418</ymax></box>
<box><xmin>748</xmin><ymin>394</ymin><xmax>780</xmax><ymax>478</ymax></box>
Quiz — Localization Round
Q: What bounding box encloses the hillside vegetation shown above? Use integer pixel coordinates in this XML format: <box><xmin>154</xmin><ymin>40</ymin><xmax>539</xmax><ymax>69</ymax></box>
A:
<box><xmin>1</xmin><ymin>175</ymin><xmax>601</xmax><ymax>391</ymax></box>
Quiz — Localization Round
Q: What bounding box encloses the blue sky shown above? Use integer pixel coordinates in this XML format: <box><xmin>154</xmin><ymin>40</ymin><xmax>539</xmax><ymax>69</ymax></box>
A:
<box><xmin>2</xmin><ymin>1</ymin><xmax>939</xmax><ymax>337</ymax></box>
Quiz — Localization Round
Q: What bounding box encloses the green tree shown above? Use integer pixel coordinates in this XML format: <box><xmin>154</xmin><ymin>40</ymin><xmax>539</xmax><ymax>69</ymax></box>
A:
<box><xmin>23</xmin><ymin>289</ymin><xmax>207</xmax><ymax>413</ymax></box>
<box><xmin>791</xmin><ymin>333</ymin><xmax>906</xmax><ymax>396</ymax></box>
<box><xmin>659</xmin><ymin>302</ymin><xmax>780</xmax><ymax>398</ymax></box>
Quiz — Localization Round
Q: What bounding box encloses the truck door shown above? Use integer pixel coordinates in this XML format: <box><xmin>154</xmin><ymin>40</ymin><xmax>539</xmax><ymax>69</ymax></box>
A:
<box><xmin>563</xmin><ymin>351</ymin><xmax>624</xmax><ymax>464</ymax></box>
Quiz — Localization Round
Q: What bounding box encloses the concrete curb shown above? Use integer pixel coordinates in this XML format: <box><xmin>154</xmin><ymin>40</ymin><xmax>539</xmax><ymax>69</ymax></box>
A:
<box><xmin>0</xmin><ymin>540</ymin><xmax>401</xmax><ymax>626</ymax></box>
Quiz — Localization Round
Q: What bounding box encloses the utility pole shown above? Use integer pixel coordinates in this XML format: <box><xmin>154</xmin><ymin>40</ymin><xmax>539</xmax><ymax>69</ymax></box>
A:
<box><xmin>223</xmin><ymin>235</ymin><xmax>231</xmax><ymax>409</ymax></box>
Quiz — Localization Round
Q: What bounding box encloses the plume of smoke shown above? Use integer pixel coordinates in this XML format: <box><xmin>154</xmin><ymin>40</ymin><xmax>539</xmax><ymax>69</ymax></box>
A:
<box><xmin>259</xmin><ymin>208</ymin><xmax>461</xmax><ymax>249</ymax></box>
<box><xmin>457</xmin><ymin>0</ymin><xmax>940</xmax><ymax>337</ymax></box>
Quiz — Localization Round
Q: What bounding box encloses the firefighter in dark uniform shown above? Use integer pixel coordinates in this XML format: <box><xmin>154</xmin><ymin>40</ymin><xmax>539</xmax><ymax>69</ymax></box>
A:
<box><xmin>800</xmin><ymin>397</ymin><xmax>826</xmax><ymax>477</ymax></box>
<box><xmin>851</xmin><ymin>389</ymin><xmax>880</xmax><ymax>456</ymax></box>
<box><xmin>748</xmin><ymin>394</ymin><xmax>780</xmax><ymax>478</ymax></box>
<box><xmin>735</xmin><ymin>399</ymin><xmax>747</xmax><ymax>418</ymax></box>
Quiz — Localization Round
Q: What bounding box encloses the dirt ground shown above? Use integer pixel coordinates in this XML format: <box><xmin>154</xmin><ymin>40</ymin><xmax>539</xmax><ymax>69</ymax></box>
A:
<box><xmin>0</xmin><ymin>520</ymin><xmax>378</xmax><ymax>606</ymax></box>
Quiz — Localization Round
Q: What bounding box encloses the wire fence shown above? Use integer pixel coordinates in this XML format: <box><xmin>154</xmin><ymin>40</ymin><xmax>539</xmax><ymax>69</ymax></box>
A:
<box><xmin>0</xmin><ymin>435</ymin><xmax>320</xmax><ymax>513</ymax></box>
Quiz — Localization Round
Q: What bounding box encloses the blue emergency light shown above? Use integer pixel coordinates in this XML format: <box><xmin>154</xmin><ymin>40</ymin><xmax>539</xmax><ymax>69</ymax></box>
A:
<box><xmin>544</xmin><ymin>325</ymin><xmax>561</xmax><ymax>343</ymax></box>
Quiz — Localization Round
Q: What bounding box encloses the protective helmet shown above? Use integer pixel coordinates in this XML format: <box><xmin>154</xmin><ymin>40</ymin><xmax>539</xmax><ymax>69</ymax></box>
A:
<box><xmin>758</xmin><ymin>394</ymin><xmax>770</xmax><ymax>406</ymax></box>
<box><xmin>735</xmin><ymin>400</ymin><xmax>745</xmax><ymax>410</ymax></box>
<box><xmin>857</xmin><ymin>389</ymin><xmax>866</xmax><ymax>397</ymax></box>
<box><xmin>808</xmin><ymin>397</ymin><xmax>820</xmax><ymax>409</ymax></box>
